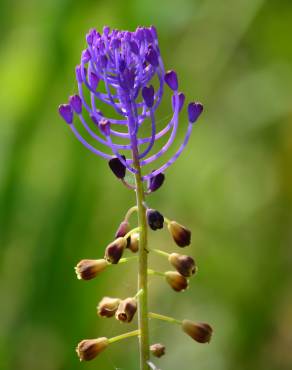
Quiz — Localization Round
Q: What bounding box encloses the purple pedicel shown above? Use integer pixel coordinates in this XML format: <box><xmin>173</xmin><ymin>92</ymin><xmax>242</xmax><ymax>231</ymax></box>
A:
<box><xmin>59</xmin><ymin>26</ymin><xmax>203</xmax><ymax>187</ymax></box>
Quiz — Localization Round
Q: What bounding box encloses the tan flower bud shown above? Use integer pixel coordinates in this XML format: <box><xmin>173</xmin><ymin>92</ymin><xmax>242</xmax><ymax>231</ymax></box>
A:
<box><xmin>168</xmin><ymin>221</ymin><xmax>191</xmax><ymax>247</ymax></box>
<box><xmin>127</xmin><ymin>233</ymin><xmax>139</xmax><ymax>253</ymax></box>
<box><xmin>115</xmin><ymin>297</ymin><xmax>137</xmax><ymax>323</ymax></box>
<box><xmin>165</xmin><ymin>271</ymin><xmax>188</xmax><ymax>292</ymax></box>
<box><xmin>97</xmin><ymin>297</ymin><xmax>121</xmax><ymax>318</ymax></box>
<box><xmin>104</xmin><ymin>237</ymin><xmax>127</xmax><ymax>264</ymax></box>
<box><xmin>115</xmin><ymin>220</ymin><xmax>130</xmax><ymax>238</ymax></box>
<box><xmin>182</xmin><ymin>320</ymin><xmax>213</xmax><ymax>343</ymax></box>
<box><xmin>168</xmin><ymin>253</ymin><xmax>196</xmax><ymax>277</ymax></box>
<box><xmin>150</xmin><ymin>343</ymin><xmax>166</xmax><ymax>358</ymax></box>
<box><xmin>76</xmin><ymin>337</ymin><xmax>109</xmax><ymax>361</ymax></box>
<box><xmin>75</xmin><ymin>259</ymin><xmax>108</xmax><ymax>280</ymax></box>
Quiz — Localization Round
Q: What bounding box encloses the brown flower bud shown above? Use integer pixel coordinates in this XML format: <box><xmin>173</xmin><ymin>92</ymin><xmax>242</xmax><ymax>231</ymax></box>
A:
<box><xmin>150</xmin><ymin>343</ymin><xmax>166</xmax><ymax>358</ymax></box>
<box><xmin>115</xmin><ymin>220</ymin><xmax>130</xmax><ymax>238</ymax></box>
<box><xmin>76</xmin><ymin>337</ymin><xmax>109</xmax><ymax>361</ymax></box>
<box><xmin>182</xmin><ymin>320</ymin><xmax>213</xmax><ymax>343</ymax></box>
<box><xmin>75</xmin><ymin>259</ymin><xmax>108</xmax><ymax>280</ymax></box>
<box><xmin>104</xmin><ymin>237</ymin><xmax>127</xmax><ymax>264</ymax></box>
<box><xmin>97</xmin><ymin>297</ymin><xmax>121</xmax><ymax>318</ymax></box>
<box><xmin>168</xmin><ymin>221</ymin><xmax>191</xmax><ymax>247</ymax></box>
<box><xmin>165</xmin><ymin>271</ymin><xmax>188</xmax><ymax>292</ymax></box>
<box><xmin>168</xmin><ymin>253</ymin><xmax>196</xmax><ymax>277</ymax></box>
<box><xmin>115</xmin><ymin>297</ymin><xmax>137</xmax><ymax>323</ymax></box>
<box><xmin>127</xmin><ymin>233</ymin><xmax>139</xmax><ymax>253</ymax></box>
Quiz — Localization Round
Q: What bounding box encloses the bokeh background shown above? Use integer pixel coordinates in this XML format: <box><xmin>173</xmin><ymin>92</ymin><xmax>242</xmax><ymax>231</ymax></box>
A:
<box><xmin>1</xmin><ymin>0</ymin><xmax>292</xmax><ymax>369</ymax></box>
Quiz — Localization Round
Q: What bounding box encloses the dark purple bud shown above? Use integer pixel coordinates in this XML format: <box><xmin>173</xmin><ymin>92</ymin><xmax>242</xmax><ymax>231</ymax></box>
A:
<box><xmin>130</xmin><ymin>41</ymin><xmax>139</xmax><ymax>55</ymax></box>
<box><xmin>100</xmin><ymin>55</ymin><xmax>108</xmax><ymax>68</ymax></box>
<box><xmin>75</xmin><ymin>259</ymin><xmax>108</xmax><ymax>280</ymax></box>
<box><xmin>172</xmin><ymin>92</ymin><xmax>185</xmax><ymax>112</ymax></box>
<box><xmin>108</xmin><ymin>156</ymin><xmax>126</xmax><ymax>179</ymax></box>
<box><xmin>148</xmin><ymin>172</ymin><xmax>165</xmax><ymax>192</ymax></box>
<box><xmin>142</xmin><ymin>85</ymin><xmax>155</xmax><ymax>108</ymax></box>
<box><xmin>150</xmin><ymin>25</ymin><xmax>158</xmax><ymax>39</ymax></box>
<box><xmin>76</xmin><ymin>338</ymin><xmax>109</xmax><ymax>361</ymax></box>
<box><xmin>146</xmin><ymin>209</ymin><xmax>164</xmax><ymax>230</ymax></box>
<box><xmin>145</xmin><ymin>47</ymin><xmax>159</xmax><ymax>67</ymax></box>
<box><xmin>103</xmin><ymin>25</ymin><xmax>110</xmax><ymax>36</ymax></box>
<box><xmin>164</xmin><ymin>70</ymin><xmax>178</xmax><ymax>91</ymax></box>
<box><xmin>115</xmin><ymin>220</ymin><xmax>130</xmax><ymax>238</ymax></box>
<box><xmin>82</xmin><ymin>49</ymin><xmax>91</xmax><ymax>63</ymax></box>
<box><xmin>188</xmin><ymin>102</ymin><xmax>203</xmax><ymax>123</ymax></box>
<box><xmin>104</xmin><ymin>237</ymin><xmax>127</xmax><ymax>264</ymax></box>
<box><xmin>75</xmin><ymin>65</ymin><xmax>84</xmax><ymax>83</ymax></box>
<box><xmin>111</xmin><ymin>38</ymin><xmax>121</xmax><ymax>49</ymax></box>
<box><xmin>90</xmin><ymin>114</ymin><xmax>99</xmax><ymax>125</ymax></box>
<box><xmin>86</xmin><ymin>29</ymin><xmax>95</xmax><ymax>45</ymax></box>
<box><xmin>122</xmin><ymin>68</ymin><xmax>135</xmax><ymax>90</ymax></box>
<box><xmin>135</xmin><ymin>27</ymin><xmax>145</xmax><ymax>42</ymax></box>
<box><xmin>119</xmin><ymin>59</ymin><xmax>126</xmax><ymax>73</ymax></box>
<box><xmin>58</xmin><ymin>104</ymin><xmax>73</xmax><ymax>124</ymax></box>
<box><xmin>69</xmin><ymin>95</ymin><xmax>82</xmax><ymax>114</ymax></box>
<box><xmin>99</xmin><ymin>119</ymin><xmax>111</xmax><ymax>136</ymax></box>
<box><xmin>89</xmin><ymin>72</ymin><xmax>99</xmax><ymax>90</ymax></box>
<box><xmin>144</xmin><ymin>28</ymin><xmax>153</xmax><ymax>43</ymax></box>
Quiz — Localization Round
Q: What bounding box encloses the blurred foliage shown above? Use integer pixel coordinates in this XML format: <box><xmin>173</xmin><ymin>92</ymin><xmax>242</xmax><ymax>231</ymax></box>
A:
<box><xmin>0</xmin><ymin>0</ymin><xmax>292</xmax><ymax>369</ymax></box>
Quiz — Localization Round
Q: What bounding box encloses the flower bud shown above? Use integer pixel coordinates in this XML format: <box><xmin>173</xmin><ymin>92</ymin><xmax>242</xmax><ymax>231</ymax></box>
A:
<box><xmin>168</xmin><ymin>253</ymin><xmax>196</xmax><ymax>277</ymax></box>
<box><xmin>167</xmin><ymin>221</ymin><xmax>191</xmax><ymax>247</ymax></box>
<box><xmin>115</xmin><ymin>220</ymin><xmax>130</xmax><ymax>238</ymax></box>
<box><xmin>147</xmin><ymin>209</ymin><xmax>164</xmax><ymax>230</ymax></box>
<box><xmin>115</xmin><ymin>297</ymin><xmax>137</xmax><ymax>323</ymax></box>
<box><xmin>108</xmin><ymin>156</ymin><xmax>126</xmax><ymax>179</ymax></box>
<box><xmin>97</xmin><ymin>297</ymin><xmax>121</xmax><ymax>318</ymax></box>
<box><xmin>76</xmin><ymin>337</ymin><xmax>109</xmax><ymax>361</ymax></box>
<box><xmin>104</xmin><ymin>237</ymin><xmax>127</xmax><ymax>264</ymax></box>
<box><xmin>127</xmin><ymin>233</ymin><xmax>139</xmax><ymax>253</ymax></box>
<box><xmin>150</xmin><ymin>343</ymin><xmax>165</xmax><ymax>358</ymax></box>
<box><xmin>75</xmin><ymin>259</ymin><xmax>108</xmax><ymax>280</ymax></box>
<box><xmin>182</xmin><ymin>320</ymin><xmax>213</xmax><ymax>343</ymax></box>
<box><xmin>148</xmin><ymin>172</ymin><xmax>165</xmax><ymax>192</ymax></box>
<box><xmin>165</xmin><ymin>271</ymin><xmax>188</xmax><ymax>292</ymax></box>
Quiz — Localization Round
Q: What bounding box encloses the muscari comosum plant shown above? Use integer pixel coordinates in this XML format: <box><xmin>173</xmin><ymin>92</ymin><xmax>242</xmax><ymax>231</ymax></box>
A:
<box><xmin>59</xmin><ymin>25</ymin><xmax>213</xmax><ymax>370</ymax></box>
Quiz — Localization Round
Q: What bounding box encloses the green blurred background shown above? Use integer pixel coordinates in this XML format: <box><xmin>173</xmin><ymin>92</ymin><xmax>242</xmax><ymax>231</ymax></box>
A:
<box><xmin>1</xmin><ymin>0</ymin><xmax>292</xmax><ymax>369</ymax></box>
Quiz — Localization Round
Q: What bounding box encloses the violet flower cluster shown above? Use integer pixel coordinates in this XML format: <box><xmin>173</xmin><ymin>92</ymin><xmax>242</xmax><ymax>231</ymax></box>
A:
<box><xmin>58</xmin><ymin>25</ymin><xmax>203</xmax><ymax>190</ymax></box>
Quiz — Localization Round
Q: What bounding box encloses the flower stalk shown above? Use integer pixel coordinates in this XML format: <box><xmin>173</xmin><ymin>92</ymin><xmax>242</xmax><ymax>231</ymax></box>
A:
<box><xmin>59</xmin><ymin>25</ymin><xmax>212</xmax><ymax>370</ymax></box>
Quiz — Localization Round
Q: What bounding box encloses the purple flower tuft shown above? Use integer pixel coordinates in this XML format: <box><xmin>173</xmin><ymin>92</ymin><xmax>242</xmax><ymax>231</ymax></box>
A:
<box><xmin>188</xmin><ymin>102</ymin><xmax>203</xmax><ymax>123</ymax></box>
<box><xmin>164</xmin><ymin>70</ymin><xmax>178</xmax><ymax>91</ymax></box>
<box><xmin>69</xmin><ymin>95</ymin><xmax>82</xmax><ymax>114</ymax></box>
<box><xmin>59</xmin><ymin>104</ymin><xmax>73</xmax><ymax>124</ymax></box>
<box><xmin>59</xmin><ymin>26</ymin><xmax>203</xmax><ymax>185</ymax></box>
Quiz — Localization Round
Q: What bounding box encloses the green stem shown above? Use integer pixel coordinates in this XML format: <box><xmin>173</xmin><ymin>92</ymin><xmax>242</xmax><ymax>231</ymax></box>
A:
<box><xmin>118</xmin><ymin>256</ymin><xmax>138</xmax><ymax>264</ymax></box>
<box><xmin>108</xmin><ymin>329</ymin><xmax>140</xmax><ymax>344</ymax></box>
<box><xmin>132</xmin><ymin>149</ymin><xmax>149</xmax><ymax>370</ymax></box>
<box><xmin>148</xmin><ymin>312</ymin><xmax>182</xmax><ymax>325</ymax></box>
<box><xmin>125</xmin><ymin>205</ymin><xmax>138</xmax><ymax>221</ymax></box>
<box><xmin>151</xmin><ymin>248</ymin><xmax>170</xmax><ymax>258</ymax></box>
<box><xmin>124</xmin><ymin>227</ymin><xmax>140</xmax><ymax>239</ymax></box>
<box><xmin>147</xmin><ymin>268</ymin><xmax>165</xmax><ymax>277</ymax></box>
